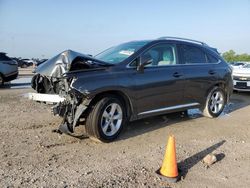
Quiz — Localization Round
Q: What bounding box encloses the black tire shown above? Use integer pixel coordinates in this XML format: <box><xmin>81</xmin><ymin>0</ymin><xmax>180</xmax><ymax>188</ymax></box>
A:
<box><xmin>85</xmin><ymin>96</ymin><xmax>127</xmax><ymax>142</ymax></box>
<box><xmin>202</xmin><ymin>87</ymin><xmax>226</xmax><ymax>118</ymax></box>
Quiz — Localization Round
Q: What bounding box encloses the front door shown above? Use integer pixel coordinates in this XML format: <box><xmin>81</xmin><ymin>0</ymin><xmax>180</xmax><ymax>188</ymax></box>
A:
<box><xmin>132</xmin><ymin>43</ymin><xmax>185</xmax><ymax>117</ymax></box>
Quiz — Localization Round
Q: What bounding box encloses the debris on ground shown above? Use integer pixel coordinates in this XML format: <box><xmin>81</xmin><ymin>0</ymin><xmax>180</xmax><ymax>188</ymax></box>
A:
<box><xmin>202</xmin><ymin>154</ymin><xmax>217</xmax><ymax>167</ymax></box>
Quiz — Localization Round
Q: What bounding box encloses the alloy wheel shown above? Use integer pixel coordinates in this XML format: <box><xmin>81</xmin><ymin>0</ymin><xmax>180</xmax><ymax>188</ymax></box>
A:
<box><xmin>209</xmin><ymin>91</ymin><xmax>224</xmax><ymax>114</ymax></box>
<box><xmin>101</xmin><ymin>103</ymin><xmax>123</xmax><ymax>136</ymax></box>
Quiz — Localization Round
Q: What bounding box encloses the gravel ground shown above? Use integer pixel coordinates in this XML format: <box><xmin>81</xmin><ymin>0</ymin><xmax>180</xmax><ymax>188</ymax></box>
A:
<box><xmin>0</xmin><ymin>74</ymin><xmax>250</xmax><ymax>187</ymax></box>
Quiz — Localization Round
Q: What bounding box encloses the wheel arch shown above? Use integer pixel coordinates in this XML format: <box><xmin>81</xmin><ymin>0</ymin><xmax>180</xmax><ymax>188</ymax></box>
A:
<box><xmin>214</xmin><ymin>82</ymin><xmax>229</xmax><ymax>102</ymax></box>
<box><xmin>203</xmin><ymin>82</ymin><xmax>227</xmax><ymax>106</ymax></box>
<box><xmin>201</xmin><ymin>82</ymin><xmax>228</xmax><ymax>107</ymax></box>
<box><xmin>86</xmin><ymin>90</ymin><xmax>134</xmax><ymax>120</ymax></box>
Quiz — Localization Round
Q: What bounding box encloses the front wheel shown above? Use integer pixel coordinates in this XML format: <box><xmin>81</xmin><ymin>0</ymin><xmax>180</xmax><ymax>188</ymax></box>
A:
<box><xmin>85</xmin><ymin>96</ymin><xmax>127</xmax><ymax>142</ymax></box>
<box><xmin>202</xmin><ymin>87</ymin><xmax>226</xmax><ymax>118</ymax></box>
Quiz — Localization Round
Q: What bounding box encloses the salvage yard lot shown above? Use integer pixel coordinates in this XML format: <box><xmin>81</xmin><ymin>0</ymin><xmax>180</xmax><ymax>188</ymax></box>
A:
<box><xmin>0</xmin><ymin>71</ymin><xmax>250</xmax><ymax>187</ymax></box>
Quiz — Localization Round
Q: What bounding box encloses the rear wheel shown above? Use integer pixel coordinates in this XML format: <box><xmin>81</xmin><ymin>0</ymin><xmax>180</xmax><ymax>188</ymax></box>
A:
<box><xmin>85</xmin><ymin>96</ymin><xmax>127</xmax><ymax>142</ymax></box>
<box><xmin>202</xmin><ymin>87</ymin><xmax>226</xmax><ymax>118</ymax></box>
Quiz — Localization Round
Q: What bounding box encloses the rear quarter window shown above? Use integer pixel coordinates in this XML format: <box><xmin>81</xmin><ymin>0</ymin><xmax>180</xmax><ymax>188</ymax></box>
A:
<box><xmin>206</xmin><ymin>53</ymin><xmax>219</xmax><ymax>63</ymax></box>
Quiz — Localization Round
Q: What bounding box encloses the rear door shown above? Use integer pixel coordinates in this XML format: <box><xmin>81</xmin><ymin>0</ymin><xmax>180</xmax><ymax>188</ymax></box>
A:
<box><xmin>178</xmin><ymin>44</ymin><xmax>218</xmax><ymax>105</ymax></box>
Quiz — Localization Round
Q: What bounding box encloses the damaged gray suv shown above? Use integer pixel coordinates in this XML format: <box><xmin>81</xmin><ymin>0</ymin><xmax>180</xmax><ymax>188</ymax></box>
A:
<box><xmin>32</xmin><ymin>37</ymin><xmax>233</xmax><ymax>142</ymax></box>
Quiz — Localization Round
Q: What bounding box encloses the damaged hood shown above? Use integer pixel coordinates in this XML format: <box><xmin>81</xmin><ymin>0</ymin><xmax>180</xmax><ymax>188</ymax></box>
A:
<box><xmin>35</xmin><ymin>50</ymin><xmax>110</xmax><ymax>77</ymax></box>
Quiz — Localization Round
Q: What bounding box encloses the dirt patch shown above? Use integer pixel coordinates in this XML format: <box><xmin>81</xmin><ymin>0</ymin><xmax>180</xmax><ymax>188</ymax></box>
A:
<box><xmin>0</xmin><ymin>86</ymin><xmax>250</xmax><ymax>187</ymax></box>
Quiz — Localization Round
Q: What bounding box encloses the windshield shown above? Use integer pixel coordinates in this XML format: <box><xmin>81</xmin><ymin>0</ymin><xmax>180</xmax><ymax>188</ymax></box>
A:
<box><xmin>95</xmin><ymin>41</ymin><xmax>150</xmax><ymax>64</ymax></box>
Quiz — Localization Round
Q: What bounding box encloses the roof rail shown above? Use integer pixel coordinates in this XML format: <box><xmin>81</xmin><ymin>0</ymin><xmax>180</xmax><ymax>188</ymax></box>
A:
<box><xmin>158</xmin><ymin>36</ymin><xmax>209</xmax><ymax>46</ymax></box>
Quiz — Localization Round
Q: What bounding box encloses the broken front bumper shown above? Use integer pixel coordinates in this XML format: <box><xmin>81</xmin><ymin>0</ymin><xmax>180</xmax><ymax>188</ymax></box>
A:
<box><xmin>52</xmin><ymin>89</ymin><xmax>90</xmax><ymax>134</ymax></box>
<box><xmin>26</xmin><ymin>93</ymin><xmax>65</xmax><ymax>103</ymax></box>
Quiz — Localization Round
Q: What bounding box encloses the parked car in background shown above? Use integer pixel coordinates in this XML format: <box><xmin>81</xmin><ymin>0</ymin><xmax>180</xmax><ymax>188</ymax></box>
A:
<box><xmin>11</xmin><ymin>58</ymin><xmax>30</xmax><ymax>68</ymax></box>
<box><xmin>32</xmin><ymin>37</ymin><xmax>233</xmax><ymax>142</ymax></box>
<box><xmin>232</xmin><ymin>63</ymin><xmax>250</xmax><ymax>91</ymax></box>
<box><xmin>230</xmin><ymin>62</ymin><xmax>246</xmax><ymax>68</ymax></box>
<box><xmin>21</xmin><ymin>59</ymin><xmax>36</xmax><ymax>67</ymax></box>
<box><xmin>0</xmin><ymin>52</ymin><xmax>18</xmax><ymax>85</ymax></box>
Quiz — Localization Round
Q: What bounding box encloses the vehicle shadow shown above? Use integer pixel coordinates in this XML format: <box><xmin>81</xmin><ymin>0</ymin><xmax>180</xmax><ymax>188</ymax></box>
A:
<box><xmin>53</xmin><ymin>92</ymin><xmax>250</xmax><ymax>142</ymax></box>
<box><xmin>117</xmin><ymin>92</ymin><xmax>250</xmax><ymax>142</ymax></box>
<box><xmin>0</xmin><ymin>82</ymin><xmax>31</xmax><ymax>89</ymax></box>
<box><xmin>178</xmin><ymin>140</ymin><xmax>226</xmax><ymax>179</ymax></box>
<box><xmin>0</xmin><ymin>76</ymin><xmax>31</xmax><ymax>89</ymax></box>
<box><xmin>118</xmin><ymin>111</ymin><xmax>195</xmax><ymax>141</ymax></box>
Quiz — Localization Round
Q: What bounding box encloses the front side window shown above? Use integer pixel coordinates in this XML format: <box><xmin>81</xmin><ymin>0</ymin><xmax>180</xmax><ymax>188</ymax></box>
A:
<box><xmin>180</xmin><ymin>45</ymin><xmax>206</xmax><ymax>64</ymax></box>
<box><xmin>95</xmin><ymin>41</ymin><xmax>149</xmax><ymax>64</ymax></box>
<box><xmin>141</xmin><ymin>44</ymin><xmax>177</xmax><ymax>67</ymax></box>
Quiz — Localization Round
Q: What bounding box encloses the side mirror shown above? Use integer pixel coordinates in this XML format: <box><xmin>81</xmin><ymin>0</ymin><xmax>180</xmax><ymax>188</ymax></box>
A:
<box><xmin>137</xmin><ymin>59</ymin><xmax>153</xmax><ymax>73</ymax></box>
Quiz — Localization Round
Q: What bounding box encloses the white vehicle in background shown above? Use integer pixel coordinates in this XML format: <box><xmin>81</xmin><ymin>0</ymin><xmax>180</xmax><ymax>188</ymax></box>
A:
<box><xmin>230</xmin><ymin>62</ymin><xmax>245</xmax><ymax>68</ymax></box>
<box><xmin>232</xmin><ymin>63</ymin><xmax>250</xmax><ymax>91</ymax></box>
<box><xmin>0</xmin><ymin>52</ymin><xmax>18</xmax><ymax>85</ymax></box>
<box><xmin>21</xmin><ymin>59</ymin><xmax>37</xmax><ymax>67</ymax></box>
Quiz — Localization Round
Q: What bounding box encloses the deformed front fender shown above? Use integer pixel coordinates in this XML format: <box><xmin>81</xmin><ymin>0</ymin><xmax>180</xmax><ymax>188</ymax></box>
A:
<box><xmin>53</xmin><ymin>94</ymin><xmax>91</xmax><ymax>134</ymax></box>
<box><xmin>69</xmin><ymin>71</ymin><xmax>137</xmax><ymax>120</ymax></box>
<box><xmin>70</xmin><ymin>71</ymin><xmax>123</xmax><ymax>97</ymax></box>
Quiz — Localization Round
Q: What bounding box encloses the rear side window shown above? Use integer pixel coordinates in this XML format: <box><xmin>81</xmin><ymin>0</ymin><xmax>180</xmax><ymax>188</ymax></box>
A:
<box><xmin>0</xmin><ymin>53</ymin><xmax>11</xmax><ymax>61</ymax></box>
<box><xmin>206</xmin><ymin>53</ymin><xmax>219</xmax><ymax>63</ymax></box>
<box><xmin>179</xmin><ymin>45</ymin><xmax>206</xmax><ymax>64</ymax></box>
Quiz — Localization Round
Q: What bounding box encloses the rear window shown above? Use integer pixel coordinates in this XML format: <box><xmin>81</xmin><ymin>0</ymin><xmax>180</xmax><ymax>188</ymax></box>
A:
<box><xmin>180</xmin><ymin>45</ymin><xmax>206</xmax><ymax>64</ymax></box>
<box><xmin>0</xmin><ymin>53</ymin><xmax>11</xmax><ymax>61</ymax></box>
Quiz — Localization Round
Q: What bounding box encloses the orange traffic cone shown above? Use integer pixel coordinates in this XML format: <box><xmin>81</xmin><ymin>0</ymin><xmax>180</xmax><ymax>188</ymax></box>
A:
<box><xmin>159</xmin><ymin>135</ymin><xmax>179</xmax><ymax>182</ymax></box>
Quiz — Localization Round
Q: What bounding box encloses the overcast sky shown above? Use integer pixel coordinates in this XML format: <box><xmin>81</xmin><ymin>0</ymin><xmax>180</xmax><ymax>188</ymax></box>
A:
<box><xmin>0</xmin><ymin>0</ymin><xmax>250</xmax><ymax>58</ymax></box>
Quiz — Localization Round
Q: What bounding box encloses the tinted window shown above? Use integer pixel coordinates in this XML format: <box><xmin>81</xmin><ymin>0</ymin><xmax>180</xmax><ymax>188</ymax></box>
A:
<box><xmin>206</xmin><ymin>53</ymin><xmax>219</xmax><ymax>63</ymax></box>
<box><xmin>0</xmin><ymin>53</ymin><xmax>11</xmax><ymax>61</ymax></box>
<box><xmin>180</xmin><ymin>45</ymin><xmax>206</xmax><ymax>64</ymax></box>
<box><xmin>141</xmin><ymin>44</ymin><xmax>177</xmax><ymax>66</ymax></box>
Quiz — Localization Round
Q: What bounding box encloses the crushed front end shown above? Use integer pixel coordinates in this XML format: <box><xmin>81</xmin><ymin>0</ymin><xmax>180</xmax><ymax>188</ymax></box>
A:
<box><xmin>31</xmin><ymin>50</ymin><xmax>110</xmax><ymax>134</ymax></box>
<box><xmin>52</xmin><ymin>83</ymin><xmax>91</xmax><ymax>134</ymax></box>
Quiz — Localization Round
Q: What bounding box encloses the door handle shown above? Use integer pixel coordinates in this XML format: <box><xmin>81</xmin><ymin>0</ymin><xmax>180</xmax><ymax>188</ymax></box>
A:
<box><xmin>209</xmin><ymin>70</ymin><xmax>216</xmax><ymax>75</ymax></box>
<box><xmin>173</xmin><ymin>72</ymin><xmax>182</xmax><ymax>78</ymax></box>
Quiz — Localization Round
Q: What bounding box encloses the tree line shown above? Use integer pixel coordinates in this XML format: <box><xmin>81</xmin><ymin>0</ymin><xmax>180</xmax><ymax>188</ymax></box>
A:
<box><xmin>222</xmin><ymin>50</ymin><xmax>250</xmax><ymax>62</ymax></box>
